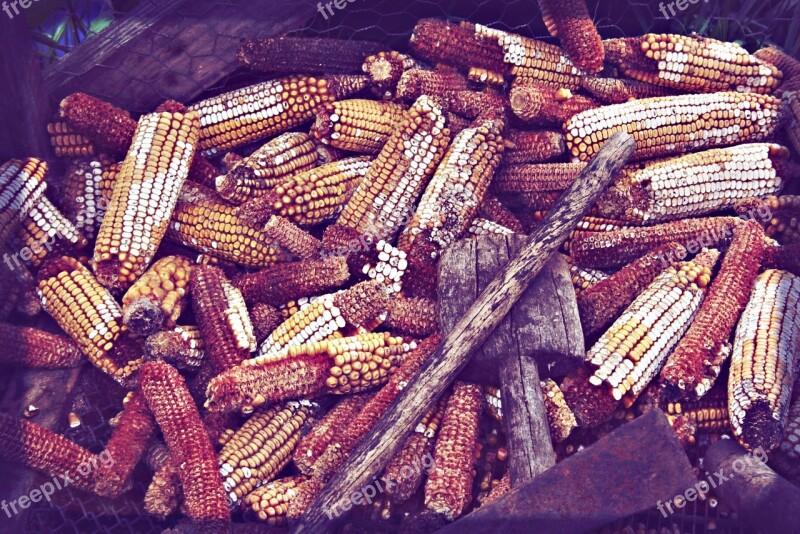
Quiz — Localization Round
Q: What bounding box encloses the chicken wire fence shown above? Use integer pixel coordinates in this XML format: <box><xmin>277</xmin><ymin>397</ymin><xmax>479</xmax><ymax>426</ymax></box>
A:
<box><xmin>5</xmin><ymin>0</ymin><xmax>796</xmax><ymax>532</ymax></box>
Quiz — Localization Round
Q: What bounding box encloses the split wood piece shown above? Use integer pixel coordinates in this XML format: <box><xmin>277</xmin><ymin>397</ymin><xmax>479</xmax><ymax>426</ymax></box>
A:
<box><xmin>439</xmin><ymin>410</ymin><xmax>696</xmax><ymax>533</ymax></box>
<box><xmin>292</xmin><ymin>131</ymin><xmax>636</xmax><ymax>532</ymax></box>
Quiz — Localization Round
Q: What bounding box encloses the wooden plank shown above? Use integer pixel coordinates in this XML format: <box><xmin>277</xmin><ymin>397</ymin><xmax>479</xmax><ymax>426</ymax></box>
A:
<box><xmin>293</xmin><ymin>132</ymin><xmax>636</xmax><ymax>533</ymax></box>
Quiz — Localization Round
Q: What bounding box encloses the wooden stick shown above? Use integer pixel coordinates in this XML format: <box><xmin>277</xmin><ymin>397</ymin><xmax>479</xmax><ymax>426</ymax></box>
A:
<box><xmin>292</xmin><ymin>132</ymin><xmax>636</xmax><ymax>532</ymax></box>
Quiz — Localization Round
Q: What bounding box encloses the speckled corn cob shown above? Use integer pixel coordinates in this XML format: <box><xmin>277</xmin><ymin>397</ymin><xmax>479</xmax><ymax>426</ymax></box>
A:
<box><xmin>312</xmin><ymin>99</ymin><xmax>407</xmax><ymax>154</ymax></box>
<box><xmin>360</xmin><ymin>239</ymin><xmax>409</xmax><ymax>294</ymax></box>
<box><xmin>425</xmin><ymin>381</ymin><xmax>483</xmax><ymax>521</ymax></box>
<box><xmin>509</xmin><ymin>83</ymin><xmax>600</xmax><ymax>124</ymax></box>
<box><xmin>542</xmin><ymin>378</ymin><xmax>577</xmax><ymax>443</ymax></box>
<box><xmin>145</xmin><ymin>325</ymin><xmax>205</xmax><ymax>370</ymax></box>
<box><xmin>440</xmin><ymin>90</ymin><xmax>506</xmax><ymax>120</ymax></box>
<box><xmin>121</xmin><ymin>256</ymin><xmax>193</xmax><ymax>336</ymax></box>
<box><xmin>219</xmin><ymin>402</ymin><xmax>312</xmax><ymax>506</ymax></box>
<box><xmin>57</xmin><ymin>157</ymin><xmax>114</xmax><ymax>242</ymax></box>
<box><xmin>785</xmin><ymin>91</ymin><xmax>800</xmax><ymax>155</ymax></box>
<box><xmin>536</xmin><ymin>0</ymin><xmax>604</xmax><ymax>72</ymax></box>
<box><xmin>755</xmin><ymin>46</ymin><xmax>800</xmax><ymax>92</ymax></box>
<box><xmin>399</xmin><ymin>117</ymin><xmax>504</xmax><ymax>251</ymax></box>
<box><xmin>0</xmin><ymin>322</ymin><xmax>84</xmax><ymax>368</ymax></box>
<box><xmin>250</xmin><ymin>303</ymin><xmax>283</xmax><ymax>343</ymax></box>
<box><xmin>604</xmin><ymin>34</ymin><xmax>782</xmax><ymax>93</ymax></box>
<box><xmin>580</xmin><ymin>76</ymin><xmax>677</xmax><ymax>103</ymax></box>
<box><xmin>237</xmin><ymin>36</ymin><xmax>382</xmax><ymax>74</ymax></box>
<box><xmin>478</xmin><ymin>195</ymin><xmax>523</xmax><ymax>234</ymax></box>
<box><xmin>665</xmin><ymin>389</ymin><xmax>730</xmax><ymax>436</ymax></box>
<box><xmin>585</xmin><ymin>250</ymin><xmax>719</xmax><ymax>413</ymax></box>
<box><xmin>564</xmin><ymin>92</ymin><xmax>784</xmax><ymax>162</ymax></box>
<box><xmin>144</xmin><ymin>460</ymin><xmax>182</xmax><ymax>519</ymax></box>
<box><xmin>47</xmin><ymin>121</ymin><xmax>96</xmax><ymax>157</ymax></box>
<box><xmin>262</xmin><ymin>215</ymin><xmax>321</xmax><ymax>260</ymax></box>
<box><xmin>59</xmin><ymin>93</ymin><xmax>136</xmax><ymax>154</ymax></box>
<box><xmin>384</xmin><ymin>297</ymin><xmax>439</xmax><ymax>337</ymax></box>
<box><xmin>563</xmin><ymin>254</ymin><xmax>610</xmax><ymax>295</ymax></box>
<box><xmin>661</xmin><ymin>222</ymin><xmax>766</xmax><ymax>400</ymax></box>
<box><xmin>571</xmin><ymin>216</ymin><xmax>742</xmax><ymax>269</ymax></box>
<box><xmin>93</xmin><ymin>110</ymin><xmax>200</xmax><ymax>289</ymax></box>
<box><xmin>12</xmin><ymin>196</ymin><xmax>87</xmax><ymax>267</ymax></box>
<box><xmin>503</xmin><ymin>130</ymin><xmax>565</xmax><ymax>164</ymax></box>
<box><xmin>577</xmin><ymin>244</ymin><xmax>686</xmax><ymax>338</ymax></box>
<box><xmin>215</xmin><ymin>133</ymin><xmax>319</xmax><ymax>204</ymax></box>
<box><xmin>394</xmin><ymin>68</ymin><xmax>471</xmax><ymax>102</ymax></box>
<box><xmin>0</xmin><ymin>158</ymin><xmax>47</xmax><ymax>245</ymax></box>
<box><xmin>468</xmin><ymin>218</ymin><xmax>515</xmax><ymax>238</ymax></box>
<box><xmin>492</xmin><ymin>162</ymin><xmax>586</xmax><ymax>211</ymax></box>
<box><xmin>139</xmin><ymin>361</ymin><xmax>230</xmax><ymax>523</ymax></box>
<box><xmin>244</xmin><ymin>475</ymin><xmax>306</xmax><ymax>525</ymax></box>
<box><xmin>167</xmin><ymin>182</ymin><xmax>287</xmax><ymax>268</ymax></box>
<box><xmin>728</xmin><ymin>269</ymin><xmax>800</xmax><ymax>452</ymax></box>
<box><xmin>337</xmin><ymin>96</ymin><xmax>449</xmax><ymax>242</ymax></box>
<box><xmin>363</xmin><ymin>51</ymin><xmax>418</xmax><ymax>99</ymax></box>
<box><xmin>189</xmin><ymin>75</ymin><xmax>367</xmax><ymax>155</ymax></box>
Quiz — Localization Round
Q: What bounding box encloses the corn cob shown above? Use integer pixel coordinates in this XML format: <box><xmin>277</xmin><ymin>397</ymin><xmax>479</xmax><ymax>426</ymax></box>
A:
<box><xmin>442</xmin><ymin>90</ymin><xmax>507</xmax><ymax>120</ymax></box>
<box><xmin>237</xmin><ymin>36</ymin><xmax>383</xmax><ymax>74</ymax></box>
<box><xmin>478</xmin><ymin>194</ymin><xmax>524</xmax><ymax>234</ymax></box>
<box><xmin>363</xmin><ymin>51</ymin><xmax>418</xmax><ymax>99</ymax></box>
<box><xmin>121</xmin><ymin>255</ymin><xmax>193</xmax><ymax>336</ymax></box>
<box><xmin>563</xmin><ymin>254</ymin><xmax>610</xmax><ymax>295</ymax></box>
<box><xmin>360</xmin><ymin>239</ymin><xmax>409</xmax><ymax>294</ymax></box>
<box><xmin>571</xmin><ymin>216</ymin><xmax>743</xmax><ymax>269</ymax></box>
<box><xmin>578</xmin><ymin>244</ymin><xmax>686</xmax><ymax>338</ymax></box>
<box><xmin>425</xmin><ymin>381</ymin><xmax>483</xmax><ymax>521</ymax></box>
<box><xmin>665</xmin><ymin>388</ymin><xmax>730</xmax><ymax>436</ymax></box>
<box><xmin>399</xmin><ymin>117</ymin><xmax>505</xmax><ymax>251</ymax></box>
<box><xmin>337</xmin><ymin>96</ymin><xmax>450</xmax><ymax>242</ymax></box>
<box><xmin>728</xmin><ymin>269</ymin><xmax>800</xmax><ymax>451</ymax></box>
<box><xmin>763</xmin><ymin>243</ymin><xmax>800</xmax><ymax>276</ymax></box>
<box><xmin>12</xmin><ymin>196</ymin><xmax>87</xmax><ymax>267</ymax></box>
<box><xmin>536</xmin><ymin>0</ymin><xmax>604</xmax><ymax>72</ymax></box>
<box><xmin>755</xmin><ymin>46</ymin><xmax>800</xmax><ymax>92</ymax></box>
<box><xmin>145</xmin><ymin>460</ymin><xmax>182</xmax><ymax>519</ymax></box>
<box><xmin>250</xmin><ymin>303</ymin><xmax>283</xmax><ymax>343</ymax></box>
<box><xmin>139</xmin><ymin>361</ymin><xmax>230</xmax><ymax>523</ymax></box>
<box><xmin>394</xmin><ymin>68</ymin><xmax>471</xmax><ymax>102</ymax></box>
<box><xmin>491</xmin><ymin>163</ymin><xmax>586</xmax><ymax>211</ymax></box>
<box><xmin>0</xmin><ymin>158</ymin><xmax>47</xmax><ymax>245</ymax></box>
<box><xmin>777</xmin><ymin>394</ymin><xmax>800</xmax><ymax>460</ymax></box>
<box><xmin>564</xmin><ymin>92</ymin><xmax>784</xmax><ymax>162</ymax></box>
<box><xmin>661</xmin><ymin>222</ymin><xmax>766</xmax><ymax>400</ymax></box>
<box><xmin>509</xmin><ymin>83</ymin><xmax>600</xmax><ymax>124</ymax></box>
<box><xmin>189</xmin><ymin>75</ymin><xmax>367</xmax><ymax>155</ymax></box>
<box><xmin>503</xmin><ymin>130</ymin><xmax>565</xmax><ymax>164</ymax></box>
<box><xmin>145</xmin><ymin>325</ymin><xmax>205</xmax><ymax>370</ymax></box>
<box><xmin>219</xmin><ymin>402</ymin><xmax>312</xmax><ymax>506</ymax></box>
<box><xmin>468</xmin><ymin>218</ymin><xmax>515</xmax><ymax>238</ymax></box>
<box><xmin>47</xmin><ymin>121</ymin><xmax>96</xmax><ymax>157</ymax></box>
<box><xmin>468</xmin><ymin>67</ymin><xmax>505</xmax><ymax>86</ymax></box>
<box><xmin>0</xmin><ymin>322</ymin><xmax>84</xmax><ymax>368</ymax></box>
<box><xmin>244</xmin><ymin>475</ymin><xmax>306</xmax><ymax>525</ymax></box>
<box><xmin>542</xmin><ymin>378</ymin><xmax>577</xmax><ymax>443</ymax></box>
<box><xmin>604</xmin><ymin>34</ymin><xmax>782</xmax><ymax>93</ymax></box>
<box><xmin>785</xmin><ymin>91</ymin><xmax>800</xmax><ymax>155</ymax></box>
<box><xmin>384</xmin><ymin>297</ymin><xmax>439</xmax><ymax>337</ymax></box>
<box><xmin>206</xmin><ymin>332</ymin><xmax>413</xmax><ymax>413</ymax></box>
<box><xmin>37</xmin><ymin>256</ymin><xmax>142</xmax><ymax>381</ymax></box>
<box><xmin>262</xmin><ymin>215</ymin><xmax>321</xmax><ymax>260</ymax></box>
<box><xmin>311</xmin><ymin>99</ymin><xmax>407</xmax><ymax>154</ymax></box>
<box><xmin>580</xmin><ymin>76</ymin><xmax>678</xmax><ymax>103</ymax></box>
<box><xmin>56</xmin><ymin>157</ymin><xmax>113</xmax><ymax>243</ymax></box>
<box><xmin>59</xmin><ymin>93</ymin><xmax>136</xmax><ymax>154</ymax></box>
<box><xmin>167</xmin><ymin>182</ymin><xmax>287</xmax><ymax>268</ymax></box>
<box><xmin>93</xmin><ymin>110</ymin><xmax>200</xmax><ymax>290</ymax></box>
<box><xmin>215</xmin><ymin>133</ymin><xmax>319</xmax><ymax>204</ymax></box>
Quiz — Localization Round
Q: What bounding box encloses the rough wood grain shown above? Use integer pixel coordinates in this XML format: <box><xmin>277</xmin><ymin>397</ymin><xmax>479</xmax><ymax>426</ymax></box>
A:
<box><xmin>293</xmin><ymin>132</ymin><xmax>636</xmax><ymax>533</ymax></box>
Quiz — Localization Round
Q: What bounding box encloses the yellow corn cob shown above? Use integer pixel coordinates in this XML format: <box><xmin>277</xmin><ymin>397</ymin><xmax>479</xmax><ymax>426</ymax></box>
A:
<box><xmin>542</xmin><ymin>378</ymin><xmax>578</xmax><ymax>443</ymax></box>
<box><xmin>564</xmin><ymin>92</ymin><xmax>784</xmax><ymax>162</ymax></box>
<box><xmin>93</xmin><ymin>110</ymin><xmax>200</xmax><ymax>290</ymax></box>
<box><xmin>215</xmin><ymin>133</ymin><xmax>319</xmax><ymax>204</ymax></box>
<box><xmin>311</xmin><ymin>99</ymin><xmax>407</xmax><ymax>154</ymax></box>
<box><xmin>467</xmin><ymin>218</ymin><xmax>515</xmax><ymax>238</ymax></box>
<box><xmin>59</xmin><ymin>156</ymin><xmax>115</xmax><ymax>242</ymax></box>
<box><xmin>244</xmin><ymin>476</ymin><xmax>306</xmax><ymax>525</ymax></box>
<box><xmin>728</xmin><ymin>269</ymin><xmax>800</xmax><ymax>451</ymax></box>
<box><xmin>237</xmin><ymin>36</ymin><xmax>382</xmax><ymax>74</ymax></box>
<box><xmin>666</xmin><ymin>389</ymin><xmax>730</xmax><ymax>435</ymax></box>
<box><xmin>580</xmin><ymin>76</ymin><xmax>677</xmax><ymax>104</ymax></box>
<box><xmin>0</xmin><ymin>158</ymin><xmax>47</xmax><ymax>245</ymax></box>
<box><xmin>337</xmin><ymin>96</ymin><xmax>450</xmax><ymax>242</ymax></box>
<box><xmin>604</xmin><ymin>34</ymin><xmax>782</xmax><ymax>93</ymax></box>
<box><xmin>468</xmin><ymin>67</ymin><xmax>505</xmax><ymax>86</ymax></box>
<box><xmin>189</xmin><ymin>75</ymin><xmax>367</xmax><ymax>155</ymax></box>
<box><xmin>219</xmin><ymin>402</ymin><xmax>312</xmax><ymax>506</ymax></box>
<box><xmin>10</xmin><ymin>196</ymin><xmax>87</xmax><ymax>267</ymax></box>
<box><xmin>47</xmin><ymin>121</ymin><xmax>96</xmax><ymax>157</ymax></box>
<box><xmin>362</xmin><ymin>51</ymin><xmax>418</xmax><ymax>100</ymax></box>
<box><xmin>145</xmin><ymin>325</ymin><xmax>205</xmax><ymax>370</ymax></box>
<box><xmin>121</xmin><ymin>255</ymin><xmax>193</xmax><ymax>336</ymax></box>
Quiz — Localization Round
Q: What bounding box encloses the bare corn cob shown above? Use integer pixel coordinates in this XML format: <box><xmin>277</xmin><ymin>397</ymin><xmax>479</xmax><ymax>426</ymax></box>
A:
<box><xmin>0</xmin><ymin>158</ymin><xmax>47</xmax><ymax>245</ymax></box>
<box><xmin>337</xmin><ymin>96</ymin><xmax>450</xmax><ymax>242</ymax></box>
<box><xmin>661</xmin><ymin>222</ymin><xmax>766</xmax><ymax>400</ymax></box>
<box><xmin>144</xmin><ymin>460</ymin><xmax>182</xmax><ymax>519</ymax></box>
<box><xmin>564</xmin><ymin>92</ymin><xmax>784</xmax><ymax>162</ymax></box>
<box><xmin>399</xmin><ymin>117</ymin><xmax>505</xmax><ymax>251</ymax></box>
<box><xmin>564</xmin><ymin>254</ymin><xmax>610</xmax><ymax>295</ymax></box>
<box><xmin>580</xmin><ymin>76</ymin><xmax>677</xmax><ymax>103</ymax></box>
<box><xmin>536</xmin><ymin>0</ymin><xmax>604</xmax><ymax>72</ymax></box>
<box><xmin>237</xmin><ymin>36</ymin><xmax>382</xmax><ymax>74</ymax></box>
<box><xmin>384</xmin><ymin>297</ymin><xmax>439</xmax><ymax>337</ymax></box>
<box><xmin>244</xmin><ymin>476</ymin><xmax>306</xmax><ymax>525</ymax></box>
<box><xmin>571</xmin><ymin>216</ymin><xmax>743</xmax><ymax>269</ymax></box>
<box><xmin>542</xmin><ymin>379</ymin><xmax>578</xmax><ymax>443</ymax></box>
<box><xmin>47</xmin><ymin>121</ymin><xmax>96</xmax><ymax>157</ymax></box>
<box><xmin>492</xmin><ymin>163</ymin><xmax>586</xmax><ymax>211</ymax></box>
<box><xmin>604</xmin><ymin>34</ymin><xmax>782</xmax><ymax>93</ymax></box>
<box><xmin>394</xmin><ymin>68</ymin><xmax>470</xmax><ymax>102</ymax></box>
<box><xmin>189</xmin><ymin>75</ymin><xmax>368</xmax><ymax>155</ymax></box>
<box><xmin>425</xmin><ymin>381</ymin><xmax>483</xmax><ymax>521</ymax></box>
<box><xmin>215</xmin><ymin>133</ymin><xmax>319</xmax><ymax>204</ymax></box>
<box><xmin>363</xmin><ymin>51</ymin><xmax>418</xmax><ymax>99</ymax></box>
<box><xmin>12</xmin><ymin>196</ymin><xmax>87</xmax><ymax>267</ymax></box>
<box><xmin>249</xmin><ymin>303</ymin><xmax>283</xmax><ymax>343</ymax></box>
<box><xmin>311</xmin><ymin>99</ymin><xmax>407</xmax><ymax>154</ymax></box>
<box><xmin>145</xmin><ymin>325</ymin><xmax>205</xmax><ymax>370</ymax></box>
<box><xmin>59</xmin><ymin>93</ymin><xmax>136</xmax><ymax>154</ymax></box>
<box><xmin>509</xmin><ymin>82</ymin><xmax>600</xmax><ymax>124</ymax></box>
<box><xmin>121</xmin><ymin>256</ymin><xmax>193</xmax><ymax>336</ymax></box>
<box><xmin>478</xmin><ymin>194</ymin><xmax>524</xmax><ymax>234</ymax></box>
<box><xmin>755</xmin><ymin>46</ymin><xmax>800</xmax><ymax>91</ymax></box>
<box><xmin>438</xmin><ymin>90</ymin><xmax>506</xmax><ymax>120</ymax></box>
<box><xmin>468</xmin><ymin>218</ymin><xmax>514</xmax><ymax>237</ymax></box>
<box><xmin>262</xmin><ymin>215</ymin><xmax>321</xmax><ymax>260</ymax></box>
<box><xmin>728</xmin><ymin>269</ymin><xmax>800</xmax><ymax>451</ymax></box>
<box><xmin>503</xmin><ymin>130</ymin><xmax>565</xmax><ymax>164</ymax></box>
<box><xmin>93</xmin><ymin>110</ymin><xmax>200</xmax><ymax>290</ymax></box>
<box><xmin>0</xmin><ymin>322</ymin><xmax>84</xmax><ymax>368</ymax></box>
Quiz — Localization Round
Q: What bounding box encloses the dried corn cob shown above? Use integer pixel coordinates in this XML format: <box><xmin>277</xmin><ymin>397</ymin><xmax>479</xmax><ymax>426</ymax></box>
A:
<box><xmin>47</xmin><ymin>121</ymin><xmax>96</xmax><ymax>157</ymax></box>
<box><xmin>577</xmin><ymin>244</ymin><xmax>687</xmax><ymax>338</ymax></box>
<box><xmin>215</xmin><ymin>133</ymin><xmax>319</xmax><ymax>204</ymax></box>
<box><xmin>571</xmin><ymin>216</ymin><xmax>742</xmax><ymax>269</ymax></box>
<box><xmin>250</xmin><ymin>303</ymin><xmax>283</xmax><ymax>343</ymax></box>
<box><xmin>509</xmin><ymin>83</ymin><xmax>600</xmax><ymax>124</ymax></box>
<box><xmin>363</xmin><ymin>51</ymin><xmax>418</xmax><ymax>99</ymax></box>
<box><xmin>661</xmin><ymin>222</ymin><xmax>766</xmax><ymax>400</ymax></box>
<box><xmin>121</xmin><ymin>256</ymin><xmax>193</xmax><ymax>336</ymax></box>
<box><xmin>311</xmin><ymin>99</ymin><xmax>407</xmax><ymax>154</ymax></box>
<box><xmin>237</xmin><ymin>36</ymin><xmax>382</xmax><ymax>74</ymax></box>
<box><xmin>777</xmin><ymin>394</ymin><xmax>800</xmax><ymax>460</ymax></box>
<box><xmin>503</xmin><ymin>130</ymin><xmax>565</xmax><ymax>164</ymax></box>
<box><xmin>139</xmin><ymin>361</ymin><xmax>230</xmax><ymax>523</ymax></box>
<box><xmin>0</xmin><ymin>322</ymin><xmax>84</xmax><ymax>368</ymax></box>
<box><xmin>384</xmin><ymin>297</ymin><xmax>439</xmax><ymax>337</ymax></box>
<box><xmin>93</xmin><ymin>110</ymin><xmax>200</xmax><ymax>290</ymax></box>
<box><xmin>468</xmin><ymin>67</ymin><xmax>505</xmax><ymax>86</ymax></box>
<box><xmin>492</xmin><ymin>163</ymin><xmax>586</xmax><ymax>211</ymax></box>
<box><xmin>0</xmin><ymin>158</ymin><xmax>47</xmax><ymax>245</ymax></box>
<box><xmin>564</xmin><ymin>92</ymin><xmax>784</xmax><ymax>162</ymax></box>
<box><xmin>425</xmin><ymin>381</ymin><xmax>483</xmax><ymax>521</ymax></box>
<box><xmin>12</xmin><ymin>196</ymin><xmax>87</xmax><ymax>267</ymax></box>
<box><xmin>478</xmin><ymin>195</ymin><xmax>524</xmax><ymax>234</ymax></box>
<box><xmin>563</xmin><ymin>254</ymin><xmax>610</xmax><ymax>295</ymax></box>
<box><xmin>262</xmin><ymin>215</ymin><xmax>321</xmax><ymax>260</ymax></box>
<box><xmin>604</xmin><ymin>34</ymin><xmax>782</xmax><ymax>93</ymax></box>
<box><xmin>542</xmin><ymin>378</ymin><xmax>577</xmax><ymax>443</ymax></box>
<box><xmin>468</xmin><ymin>218</ymin><xmax>514</xmax><ymax>238</ymax></box>
<box><xmin>409</xmin><ymin>19</ymin><xmax>508</xmax><ymax>78</ymax></box>
<box><xmin>145</xmin><ymin>460</ymin><xmax>182</xmax><ymax>519</ymax></box>
<box><xmin>219</xmin><ymin>402</ymin><xmax>312</xmax><ymax>506</ymax></box>
<box><xmin>665</xmin><ymin>389</ymin><xmax>730</xmax><ymax>435</ymax></box>
<box><xmin>394</xmin><ymin>68</ymin><xmax>471</xmax><ymax>102</ymax></box>
<box><xmin>167</xmin><ymin>182</ymin><xmax>287</xmax><ymax>268</ymax></box>
<box><xmin>785</xmin><ymin>91</ymin><xmax>800</xmax><ymax>155</ymax></box>
<box><xmin>56</xmin><ymin>160</ymin><xmax>116</xmax><ymax>238</ymax></box>
<box><xmin>337</xmin><ymin>96</ymin><xmax>450</xmax><ymax>242</ymax></box>
<box><xmin>755</xmin><ymin>46</ymin><xmax>800</xmax><ymax>91</ymax></box>
<box><xmin>439</xmin><ymin>90</ymin><xmax>506</xmax><ymax>120</ymax></box>
<box><xmin>580</xmin><ymin>76</ymin><xmax>677</xmax><ymax>103</ymax></box>
<box><xmin>536</xmin><ymin>0</ymin><xmax>604</xmax><ymax>72</ymax></box>
<box><xmin>189</xmin><ymin>75</ymin><xmax>367</xmax><ymax>155</ymax></box>
<box><xmin>244</xmin><ymin>475</ymin><xmax>305</xmax><ymax>525</ymax></box>
<box><xmin>728</xmin><ymin>269</ymin><xmax>800</xmax><ymax>451</ymax></box>
<box><xmin>37</xmin><ymin>256</ymin><xmax>142</xmax><ymax>381</ymax></box>
<box><xmin>59</xmin><ymin>92</ymin><xmax>136</xmax><ymax>154</ymax></box>
<box><xmin>763</xmin><ymin>243</ymin><xmax>800</xmax><ymax>276</ymax></box>
<box><xmin>145</xmin><ymin>325</ymin><xmax>205</xmax><ymax>370</ymax></box>
<box><xmin>360</xmin><ymin>239</ymin><xmax>409</xmax><ymax>294</ymax></box>
<box><xmin>399</xmin><ymin>117</ymin><xmax>504</xmax><ymax>251</ymax></box>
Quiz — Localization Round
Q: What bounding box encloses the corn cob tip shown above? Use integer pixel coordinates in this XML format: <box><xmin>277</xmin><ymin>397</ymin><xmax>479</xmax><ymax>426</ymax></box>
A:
<box><xmin>123</xmin><ymin>299</ymin><xmax>165</xmax><ymax>337</ymax></box>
